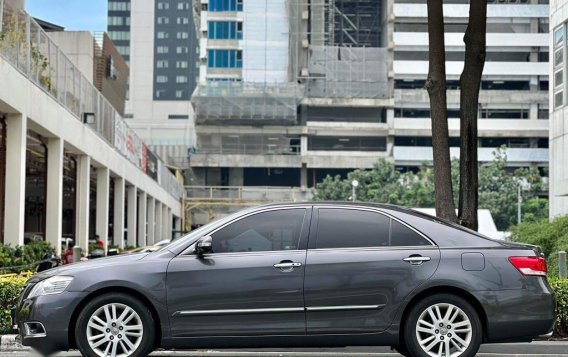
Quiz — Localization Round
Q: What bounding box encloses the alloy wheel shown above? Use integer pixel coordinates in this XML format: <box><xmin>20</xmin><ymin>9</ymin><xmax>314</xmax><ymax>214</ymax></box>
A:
<box><xmin>415</xmin><ymin>303</ymin><xmax>473</xmax><ymax>357</ymax></box>
<box><xmin>86</xmin><ymin>302</ymin><xmax>144</xmax><ymax>357</ymax></box>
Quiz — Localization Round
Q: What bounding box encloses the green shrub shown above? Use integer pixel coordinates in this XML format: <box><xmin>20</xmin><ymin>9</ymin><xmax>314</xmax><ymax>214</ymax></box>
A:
<box><xmin>550</xmin><ymin>279</ymin><xmax>568</xmax><ymax>337</ymax></box>
<box><xmin>0</xmin><ymin>241</ymin><xmax>55</xmax><ymax>274</ymax></box>
<box><xmin>510</xmin><ymin>216</ymin><xmax>568</xmax><ymax>278</ymax></box>
<box><xmin>0</xmin><ymin>274</ymin><xmax>29</xmax><ymax>334</ymax></box>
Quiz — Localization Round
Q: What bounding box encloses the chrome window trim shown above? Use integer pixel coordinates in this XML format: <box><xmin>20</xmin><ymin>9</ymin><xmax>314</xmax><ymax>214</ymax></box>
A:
<box><xmin>182</xmin><ymin>206</ymin><xmax>310</xmax><ymax>255</ymax></box>
<box><xmin>314</xmin><ymin>205</ymin><xmax>437</xmax><ymax>247</ymax></box>
<box><xmin>305</xmin><ymin>304</ymin><xmax>385</xmax><ymax>312</ymax></box>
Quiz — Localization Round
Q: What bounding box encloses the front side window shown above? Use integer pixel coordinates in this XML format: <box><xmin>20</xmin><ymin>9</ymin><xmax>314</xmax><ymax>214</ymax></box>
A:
<box><xmin>211</xmin><ymin>209</ymin><xmax>306</xmax><ymax>253</ymax></box>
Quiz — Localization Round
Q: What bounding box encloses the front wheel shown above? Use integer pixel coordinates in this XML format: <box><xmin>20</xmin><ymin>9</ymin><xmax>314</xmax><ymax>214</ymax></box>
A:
<box><xmin>403</xmin><ymin>294</ymin><xmax>482</xmax><ymax>357</ymax></box>
<box><xmin>75</xmin><ymin>293</ymin><xmax>155</xmax><ymax>357</ymax></box>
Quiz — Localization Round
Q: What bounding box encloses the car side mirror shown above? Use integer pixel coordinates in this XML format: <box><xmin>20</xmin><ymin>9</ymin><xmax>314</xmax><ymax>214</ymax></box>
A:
<box><xmin>195</xmin><ymin>236</ymin><xmax>213</xmax><ymax>256</ymax></box>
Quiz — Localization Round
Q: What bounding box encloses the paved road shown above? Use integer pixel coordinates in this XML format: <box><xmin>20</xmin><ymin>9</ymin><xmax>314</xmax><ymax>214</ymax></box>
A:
<box><xmin>2</xmin><ymin>342</ymin><xmax>568</xmax><ymax>357</ymax></box>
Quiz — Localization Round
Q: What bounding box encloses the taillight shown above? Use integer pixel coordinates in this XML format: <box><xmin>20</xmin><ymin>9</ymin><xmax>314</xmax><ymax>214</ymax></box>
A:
<box><xmin>508</xmin><ymin>256</ymin><xmax>547</xmax><ymax>277</ymax></box>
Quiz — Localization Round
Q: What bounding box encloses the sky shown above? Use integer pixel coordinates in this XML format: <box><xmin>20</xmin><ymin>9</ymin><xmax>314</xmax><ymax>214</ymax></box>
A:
<box><xmin>26</xmin><ymin>0</ymin><xmax>107</xmax><ymax>32</ymax></box>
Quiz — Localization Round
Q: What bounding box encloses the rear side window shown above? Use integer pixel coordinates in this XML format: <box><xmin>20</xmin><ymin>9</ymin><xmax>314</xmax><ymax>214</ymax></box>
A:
<box><xmin>390</xmin><ymin>219</ymin><xmax>430</xmax><ymax>246</ymax></box>
<box><xmin>315</xmin><ymin>208</ymin><xmax>432</xmax><ymax>249</ymax></box>
<box><xmin>316</xmin><ymin>209</ymin><xmax>390</xmax><ymax>249</ymax></box>
<box><xmin>211</xmin><ymin>209</ymin><xmax>306</xmax><ymax>253</ymax></box>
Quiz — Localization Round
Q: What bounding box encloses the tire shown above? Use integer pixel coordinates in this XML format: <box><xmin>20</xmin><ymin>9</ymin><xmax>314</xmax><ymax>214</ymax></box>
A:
<box><xmin>403</xmin><ymin>294</ymin><xmax>482</xmax><ymax>357</ymax></box>
<box><xmin>75</xmin><ymin>293</ymin><xmax>156</xmax><ymax>357</ymax></box>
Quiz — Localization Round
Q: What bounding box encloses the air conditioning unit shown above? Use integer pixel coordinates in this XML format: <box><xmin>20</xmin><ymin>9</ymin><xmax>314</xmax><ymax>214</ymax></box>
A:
<box><xmin>302</xmin><ymin>39</ymin><xmax>309</xmax><ymax>48</ymax></box>
<box><xmin>301</xmin><ymin>10</ymin><xmax>309</xmax><ymax>20</ymax></box>
<box><xmin>300</xmin><ymin>68</ymin><xmax>309</xmax><ymax>77</ymax></box>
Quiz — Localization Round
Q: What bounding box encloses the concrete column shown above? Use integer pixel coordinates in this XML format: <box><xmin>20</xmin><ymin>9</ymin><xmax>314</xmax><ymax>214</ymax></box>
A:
<box><xmin>174</xmin><ymin>215</ymin><xmax>181</xmax><ymax>239</ymax></box>
<box><xmin>45</xmin><ymin>138</ymin><xmax>64</xmax><ymax>255</ymax></box>
<box><xmin>155</xmin><ymin>201</ymin><xmax>162</xmax><ymax>241</ymax></box>
<box><xmin>75</xmin><ymin>155</ymin><xmax>91</xmax><ymax>254</ymax></box>
<box><xmin>167</xmin><ymin>208</ymin><xmax>173</xmax><ymax>241</ymax></box>
<box><xmin>147</xmin><ymin>196</ymin><xmax>155</xmax><ymax>246</ymax></box>
<box><xmin>137</xmin><ymin>191</ymin><xmax>147</xmax><ymax>247</ymax></box>
<box><xmin>3</xmin><ymin>114</ymin><xmax>27</xmax><ymax>247</ymax></box>
<box><xmin>126</xmin><ymin>185</ymin><xmax>137</xmax><ymax>247</ymax></box>
<box><xmin>162</xmin><ymin>204</ymin><xmax>168</xmax><ymax>242</ymax></box>
<box><xmin>300</xmin><ymin>135</ymin><xmax>308</xmax><ymax>156</ymax></box>
<box><xmin>96</xmin><ymin>167</ymin><xmax>110</xmax><ymax>254</ymax></box>
<box><xmin>113</xmin><ymin>177</ymin><xmax>125</xmax><ymax>249</ymax></box>
<box><xmin>301</xmin><ymin>163</ymin><xmax>308</xmax><ymax>190</ymax></box>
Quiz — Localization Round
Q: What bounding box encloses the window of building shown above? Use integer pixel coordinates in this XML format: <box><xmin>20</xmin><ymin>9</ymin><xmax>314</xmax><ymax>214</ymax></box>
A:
<box><xmin>538</xmin><ymin>105</ymin><xmax>549</xmax><ymax>120</ymax></box>
<box><xmin>155</xmin><ymin>89</ymin><xmax>166</xmax><ymax>98</ymax></box>
<box><xmin>157</xmin><ymin>2</ymin><xmax>170</xmax><ymax>10</ymax></box>
<box><xmin>157</xmin><ymin>31</ymin><xmax>169</xmax><ymax>39</ymax></box>
<box><xmin>176</xmin><ymin>61</ymin><xmax>188</xmax><ymax>68</ymax></box>
<box><xmin>480</xmin><ymin>107</ymin><xmax>529</xmax><ymax>120</ymax></box>
<box><xmin>554</xmin><ymin>24</ymin><xmax>565</xmax><ymax>108</ymax></box>
<box><xmin>177</xmin><ymin>17</ymin><xmax>190</xmax><ymax>25</ymax></box>
<box><xmin>156</xmin><ymin>46</ymin><xmax>169</xmax><ymax>54</ymax></box>
<box><xmin>316</xmin><ymin>209</ymin><xmax>390</xmax><ymax>249</ymax></box>
<box><xmin>108</xmin><ymin>1</ymin><xmax>130</xmax><ymax>11</ymax></box>
<box><xmin>177</xmin><ymin>32</ymin><xmax>189</xmax><ymax>39</ymax></box>
<box><xmin>207</xmin><ymin>49</ymin><xmax>243</xmax><ymax>68</ymax></box>
<box><xmin>157</xmin><ymin>60</ymin><xmax>169</xmax><ymax>68</ymax></box>
<box><xmin>308</xmin><ymin>136</ymin><xmax>387</xmax><ymax>152</ymax></box>
<box><xmin>208</xmin><ymin>21</ymin><xmax>243</xmax><ymax>40</ymax></box>
<box><xmin>156</xmin><ymin>75</ymin><xmax>168</xmax><ymax>83</ymax></box>
<box><xmin>108</xmin><ymin>31</ymin><xmax>130</xmax><ymax>41</ymax></box>
<box><xmin>176</xmin><ymin>46</ymin><xmax>189</xmax><ymax>54</ymax></box>
<box><xmin>176</xmin><ymin>75</ymin><xmax>188</xmax><ymax>83</ymax></box>
<box><xmin>177</xmin><ymin>2</ymin><xmax>190</xmax><ymax>10</ymax></box>
<box><xmin>157</xmin><ymin>16</ymin><xmax>169</xmax><ymax>25</ymax></box>
<box><xmin>210</xmin><ymin>209</ymin><xmax>306</xmax><ymax>253</ymax></box>
<box><xmin>175</xmin><ymin>90</ymin><xmax>185</xmax><ymax>98</ymax></box>
<box><xmin>209</xmin><ymin>0</ymin><xmax>243</xmax><ymax>12</ymax></box>
<box><xmin>168</xmin><ymin>114</ymin><xmax>190</xmax><ymax>120</ymax></box>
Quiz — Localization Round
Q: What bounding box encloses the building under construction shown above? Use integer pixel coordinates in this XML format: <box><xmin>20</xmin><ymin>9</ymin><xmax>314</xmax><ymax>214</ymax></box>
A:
<box><xmin>187</xmin><ymin>0</ymin><xmax>549</xmax><ymax>227</ymax></box>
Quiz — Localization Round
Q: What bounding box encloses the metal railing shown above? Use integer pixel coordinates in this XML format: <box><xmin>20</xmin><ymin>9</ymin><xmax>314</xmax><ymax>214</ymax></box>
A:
<box><xmin>186</xmin><ymin>186</ymin><xmax>312</xmax><ymax>202</ymax></box>
<box><xmin>0</xmin><ymin>0</ymin><xmax>183</xmax><ymax>200</ymax></box>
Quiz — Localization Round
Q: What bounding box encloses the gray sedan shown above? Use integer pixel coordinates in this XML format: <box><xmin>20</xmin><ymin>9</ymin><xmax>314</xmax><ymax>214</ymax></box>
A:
<box><xmin>15</xmin><ymin>203</ymin><xmax>555</xmax><ymax>357</ymax></box>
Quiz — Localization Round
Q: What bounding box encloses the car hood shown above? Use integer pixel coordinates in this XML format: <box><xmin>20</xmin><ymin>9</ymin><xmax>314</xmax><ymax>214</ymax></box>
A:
<box><xmin>29</xmin><ymin>253</ymin><xmax>150</xmax><ymax>283</ymax></box>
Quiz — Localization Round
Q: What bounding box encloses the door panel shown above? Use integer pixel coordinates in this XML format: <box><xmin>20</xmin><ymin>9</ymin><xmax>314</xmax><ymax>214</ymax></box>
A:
<box><xmin>166</xmin><ymin>207</ymin><xmax>311</xmax><ymax>337</ymax></box>
<box><xmin>304</xmin><ymin>247</ymin><xmax>440</xmax><ymax>334</ymax></box>
<box><xmin>167</xmin><ymin>251</ymin><xmax>307</xmax><ymax>337</ymax></box>
<box><xmin>304</xmin><ymin>207</ymin><xmax>440</xmax><ymax>334</ymax></box>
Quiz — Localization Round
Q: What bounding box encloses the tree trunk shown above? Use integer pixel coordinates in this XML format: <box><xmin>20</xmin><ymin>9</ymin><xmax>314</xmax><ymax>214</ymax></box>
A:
<box><xmin>458</xmin><ymin>0</ymin><xmax>487</xmax><ymax>230</ymax></box>
<box><xmin>425</xmin><ymin>0</ymin><xmax>458</xmax><ymax>222</ymax></box>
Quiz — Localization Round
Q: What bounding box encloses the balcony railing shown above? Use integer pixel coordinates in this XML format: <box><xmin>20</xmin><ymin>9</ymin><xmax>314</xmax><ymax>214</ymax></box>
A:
<box><xmin>0</xmin><ymin>0</ymin><xmax>183</xmax><ymax>200</ymax></box>
<box><xmin>186</xmin><ymin>186</ymin><xmax>312</xmax><ymax>202</ymax></box>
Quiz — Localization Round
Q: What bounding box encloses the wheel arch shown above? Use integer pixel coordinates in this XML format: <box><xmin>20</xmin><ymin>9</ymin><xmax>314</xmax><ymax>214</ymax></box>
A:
<box><xmin>68</xmin><ymin>286</ymin><xmax>163</xmax><ymax>349</ymax></box>
<box><xmin>398</xmin><ymin>285</ymin><xmax>489</xmax><ymax>347</ymax></box>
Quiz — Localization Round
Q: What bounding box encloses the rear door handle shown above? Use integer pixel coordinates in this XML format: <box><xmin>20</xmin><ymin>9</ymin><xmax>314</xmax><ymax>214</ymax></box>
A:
<box><xmin>403</xmin><ymin>256</ymin><xmax>431</xmax><ymax>265</ymax></box>
<box><xmin>274</xmin><ymin>261</ymin><xmax>302</xmax><ymax>271</ymax></box>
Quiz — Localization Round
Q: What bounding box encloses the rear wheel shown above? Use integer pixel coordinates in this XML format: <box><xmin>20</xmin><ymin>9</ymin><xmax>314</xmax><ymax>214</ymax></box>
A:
<box><xmin>403</xmin><ymin>294</ymin><xmax>482</xmax><ymax>357</ymax></box>
<box><xmin>75</xmin><ymin>293</ymin><xmax>155</xmax><ymax>357</ymax></box>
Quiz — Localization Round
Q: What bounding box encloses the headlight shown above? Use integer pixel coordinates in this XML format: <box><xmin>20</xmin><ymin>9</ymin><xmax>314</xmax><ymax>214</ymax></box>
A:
<box><xmin>27</xmin><ymin>276</ymin><xmax>73</xmax><ymax>299</ymax></box>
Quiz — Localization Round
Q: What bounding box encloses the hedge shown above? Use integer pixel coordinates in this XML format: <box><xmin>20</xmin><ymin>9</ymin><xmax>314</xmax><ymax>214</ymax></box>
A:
<box><xmin>0</xmin><ymin>274</ymin><xmax>29</xmax><ymax>334</ymax></box>
<box><xmin>551</xmin><ymin>278</ymin><xmax>568</xmax><ymax>337</ymax></box>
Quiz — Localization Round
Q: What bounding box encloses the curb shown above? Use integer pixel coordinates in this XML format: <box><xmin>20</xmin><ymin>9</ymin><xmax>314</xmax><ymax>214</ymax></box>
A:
<box><xmin>0</xmin><ymin>335</ymin><xmax>29</xmax><ymax>352</ymax></box>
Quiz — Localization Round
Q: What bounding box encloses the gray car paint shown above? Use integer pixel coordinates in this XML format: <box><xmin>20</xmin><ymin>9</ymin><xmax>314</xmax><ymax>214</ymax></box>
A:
<box><xmin>15</xmin><ymin>203</ymin><xmax>555</xmax><ymax>355</ymax></box>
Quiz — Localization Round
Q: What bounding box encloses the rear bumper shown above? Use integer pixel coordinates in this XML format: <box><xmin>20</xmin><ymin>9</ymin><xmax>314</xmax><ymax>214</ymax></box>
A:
<box><xmin>474</xmin><ymin>278</ymin><xmax>555</xmax><ymax>343</ymax></box>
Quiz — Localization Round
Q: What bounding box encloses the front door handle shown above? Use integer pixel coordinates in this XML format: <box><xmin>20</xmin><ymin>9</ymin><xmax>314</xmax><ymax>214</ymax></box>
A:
<box><xmin>274</xmin><ymin>261</ymin><xmax>302</xmax><ymax>271</ymax></box>
<box><xmin>403</xmin><ymin>255</ymin><xmax>431</xmax><ymax>265</ymax></box>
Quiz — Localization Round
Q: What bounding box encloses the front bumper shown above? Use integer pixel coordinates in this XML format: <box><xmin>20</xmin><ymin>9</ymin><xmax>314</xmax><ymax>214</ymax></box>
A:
<box><xmin>15</xmin><ymin>289</ymin><xmax>88</xmax><ymax>355</ymax></box>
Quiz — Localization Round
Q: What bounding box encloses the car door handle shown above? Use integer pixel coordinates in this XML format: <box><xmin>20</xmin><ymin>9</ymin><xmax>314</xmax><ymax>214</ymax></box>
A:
<box><xmin>403</xmin><ymin>256</ymin><xmax>431</xmax><ymax>265</ymax></box>
<box><xmin>273</xmin><ymin>261</ymin><xmax>302</xmax><ymax>271</ymax></box>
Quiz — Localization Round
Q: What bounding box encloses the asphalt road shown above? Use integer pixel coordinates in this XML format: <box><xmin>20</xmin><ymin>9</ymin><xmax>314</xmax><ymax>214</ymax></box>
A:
<box><xmin>2</xmin><ymin>342</ymin><xmax>568</xmax><ymax>357</ymax></box>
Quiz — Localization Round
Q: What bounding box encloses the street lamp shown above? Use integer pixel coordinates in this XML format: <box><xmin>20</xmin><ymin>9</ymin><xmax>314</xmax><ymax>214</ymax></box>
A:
<box><xmin>351</xmin><ymin>179</ymin><xmax>359</xmax><ymax>202</ymax></box>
